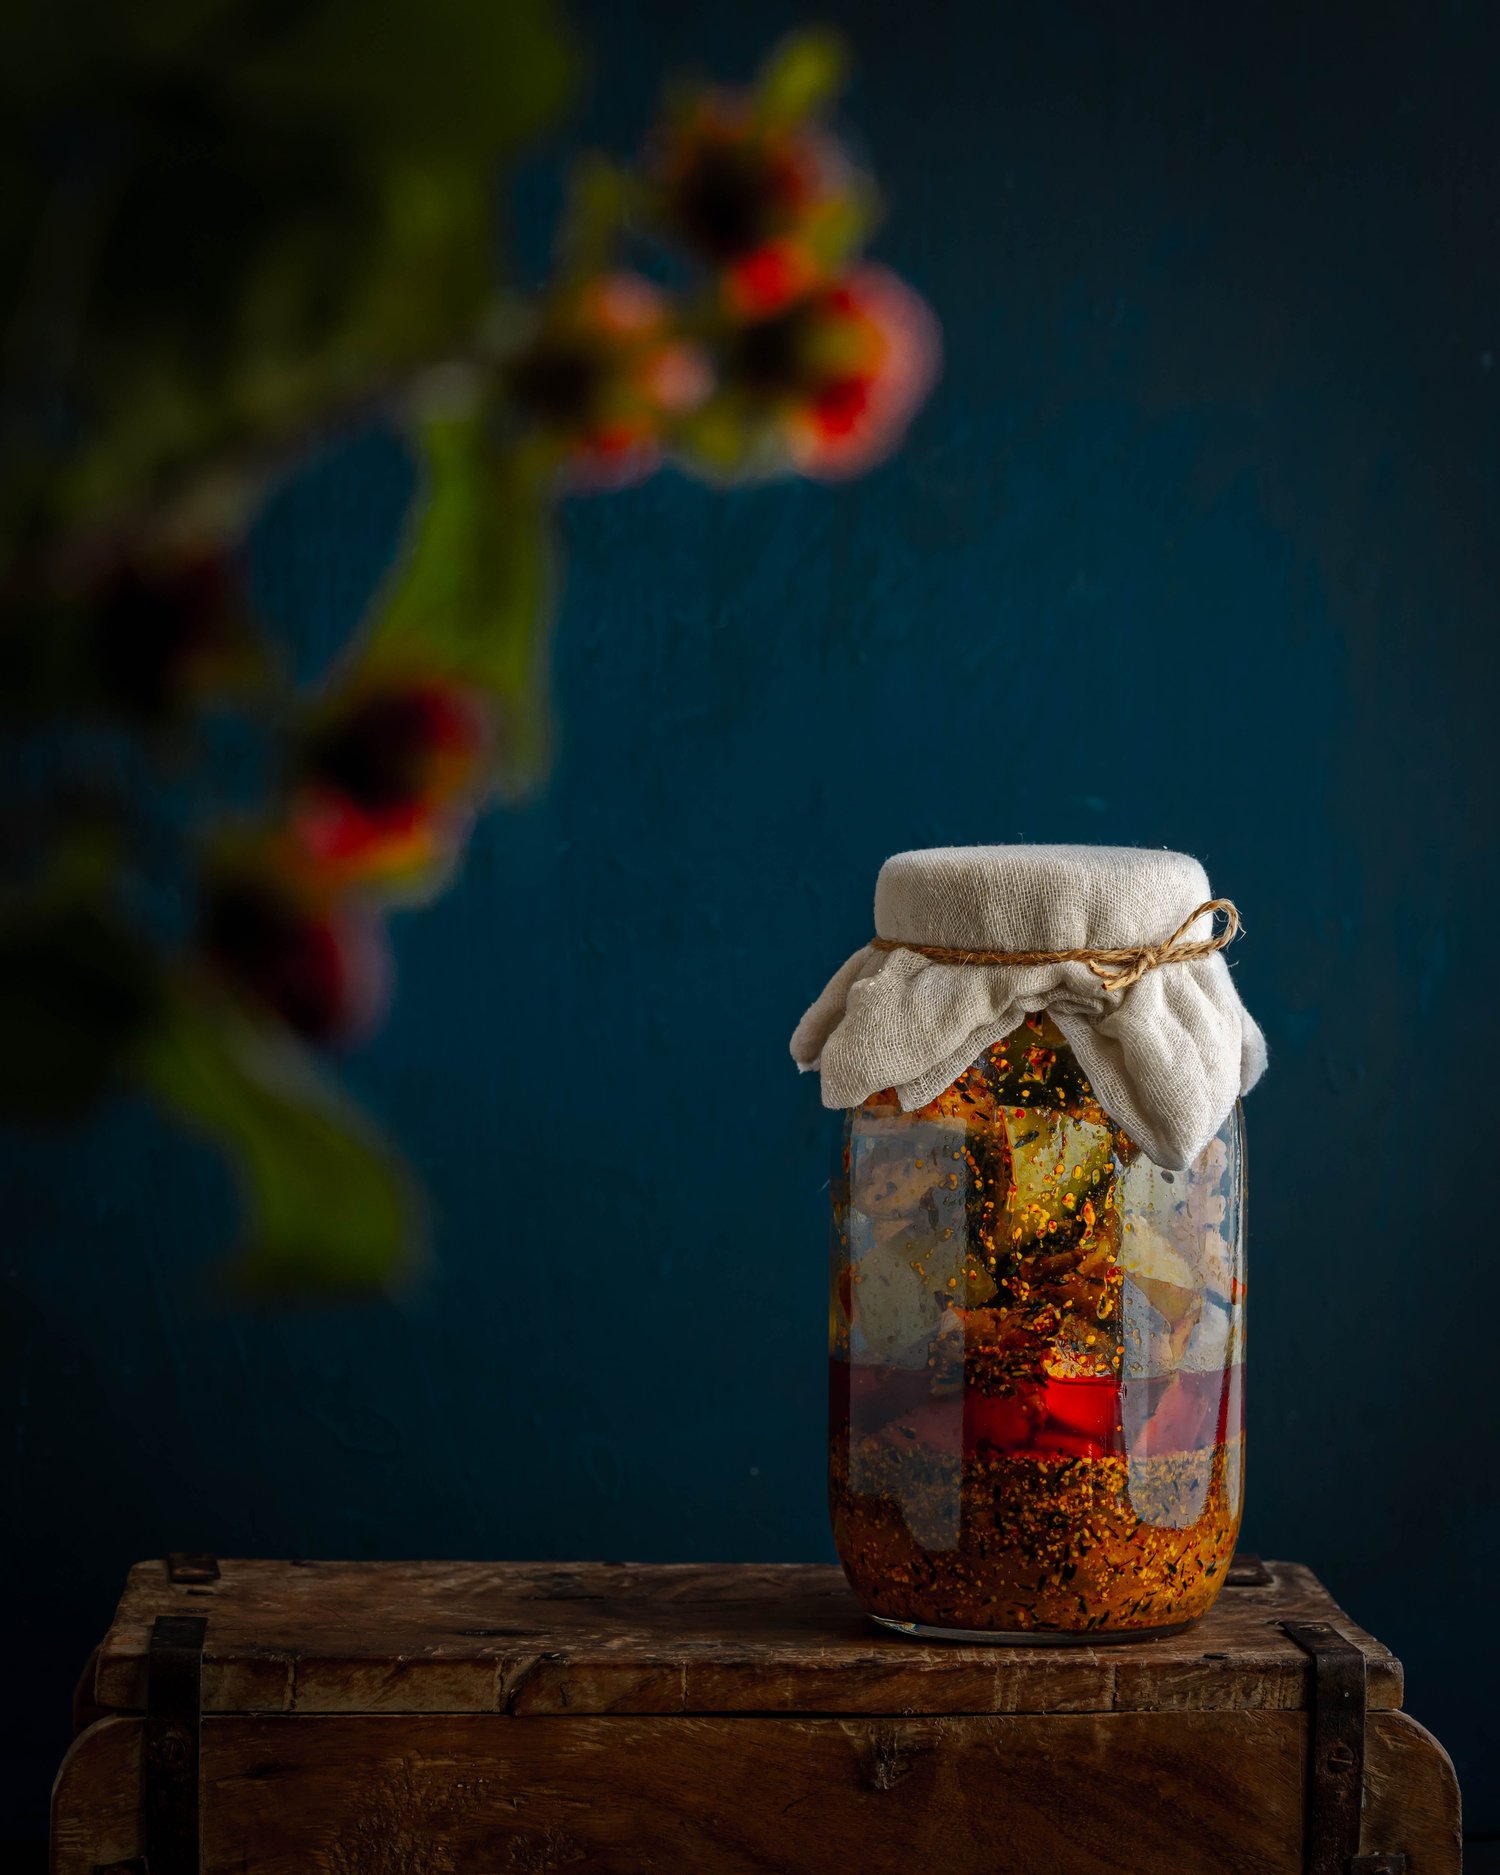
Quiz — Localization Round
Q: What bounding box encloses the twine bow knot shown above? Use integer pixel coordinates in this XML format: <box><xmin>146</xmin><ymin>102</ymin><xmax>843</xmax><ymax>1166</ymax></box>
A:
<box><xmin>869</xmin><ymin>898</ymin><xmax>1242</xmax><ymax>993</ymax></box>
<box><xmin>1081</xmin><ymin>898</ymin><xmax>1241</xmax><ymax>991</ymax></box>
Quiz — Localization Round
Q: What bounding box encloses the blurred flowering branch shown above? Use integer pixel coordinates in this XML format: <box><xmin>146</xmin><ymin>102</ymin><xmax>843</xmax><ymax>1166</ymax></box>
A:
<box><xmin>0</xmin><ymin>7</ymin><xmax>939</xmax><ymax>1292</ymax></box>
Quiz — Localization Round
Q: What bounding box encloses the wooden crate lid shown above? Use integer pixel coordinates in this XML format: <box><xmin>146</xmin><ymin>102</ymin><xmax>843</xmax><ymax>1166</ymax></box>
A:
<box><xmin>93</xmin><ymin>1557</ymin><xmax>1402</xmax><ymax>1719</ymax></box>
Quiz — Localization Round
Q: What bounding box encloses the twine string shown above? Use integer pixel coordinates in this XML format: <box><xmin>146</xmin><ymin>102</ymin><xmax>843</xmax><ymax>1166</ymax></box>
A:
<box><xmin>868</xmin><ymin>897</ymin><xmax>1241</xmax><ymax>993</ymax></box>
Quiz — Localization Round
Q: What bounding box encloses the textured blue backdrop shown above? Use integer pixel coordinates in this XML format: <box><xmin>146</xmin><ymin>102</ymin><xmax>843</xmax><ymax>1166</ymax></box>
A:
<box><xmin>6</xmin><ymin>0</ymin><xmax>1498</xmax><ymax>1844</ymax></box>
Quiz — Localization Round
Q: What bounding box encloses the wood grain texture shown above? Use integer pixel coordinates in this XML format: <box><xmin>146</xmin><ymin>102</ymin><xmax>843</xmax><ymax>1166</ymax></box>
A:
<box><xmin>51</xmin><ymin>1717</ymin><xmax>141</xmax><ymax>1874</ymax></box>
<box><xmin>92</xmin><ymin>1557</ymin><xmax>1402</xmax><ymax>1717</ymax></box>
<box><xmin>51</xmin><ymin>1708</ymin><xmax>1461</xmax><ymax>1875</ymax></box>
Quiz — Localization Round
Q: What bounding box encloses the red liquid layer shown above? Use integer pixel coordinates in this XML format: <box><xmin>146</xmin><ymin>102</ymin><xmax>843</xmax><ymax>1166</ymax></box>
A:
<box><xmin>832</xmin><ymin>1358</ymin><xmax>1242</xmax><ymax>1463</ymax></box>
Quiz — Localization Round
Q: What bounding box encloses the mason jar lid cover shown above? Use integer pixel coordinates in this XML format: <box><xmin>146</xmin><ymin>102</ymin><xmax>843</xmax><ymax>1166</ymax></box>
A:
<box><xmin>790</xmin><ymin>844</ymin><xmax>1266</xmax><ymax>1170</ymax></box>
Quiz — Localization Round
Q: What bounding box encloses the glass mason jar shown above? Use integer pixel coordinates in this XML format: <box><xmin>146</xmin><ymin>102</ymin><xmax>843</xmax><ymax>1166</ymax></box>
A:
<box><xmin>828</xmin><ymin>1013</ymin><xmax>1244</xmax><ymax>1640</ymax></box>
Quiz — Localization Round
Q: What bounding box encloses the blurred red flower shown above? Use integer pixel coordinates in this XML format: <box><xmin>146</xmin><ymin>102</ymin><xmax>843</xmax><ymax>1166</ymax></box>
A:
<box><xmin>722</xmin><ymin>238</ymin><xmax>823</xmax><ymax>318</ymax></box>
<box><xmin>724</xmin><ymin>263</ymin><xmax>939</xmax><ymax>478</ymax></box>
<box><xmin>293</xmin><ymin>676</ymin><xmax>494</xmax><ymax>882</ymax></box>
<box><xmin>199</xmin><ymin>854</ymin><xmax>390</xmax><ymax>1046</ymax></box>
<box><xmin>651</xmin><ymin>93</ymin><xmax>852</xmax><ymax>315</ymax></box>
<box><xmin>508</xmin><ymin>273</ymin><xmax>710</xmax><ymax>486</ymax></box>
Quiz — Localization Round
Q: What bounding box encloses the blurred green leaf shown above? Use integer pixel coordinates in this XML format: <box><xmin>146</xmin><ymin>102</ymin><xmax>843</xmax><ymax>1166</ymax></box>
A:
<box><xmin>0</xmin><ymin>0</ymin><xmax>577</xmax><ymax>530</ymax></box>
<box><xmin>556</xmin><ymin>156</ymin><xmax>635</xmax><ymax>283</ymax></box>
<box><xmin>0</xmin><ymin>881</ymin><xmax>162</xmax><ymax>1121</ymax></box>
<box><xmin>673</xmin><ymin>390</ymin><xmax>797</xmax><ymax>484</ymax></box>
<box><xmin>804</xmin><ymin>181</ymin><xmax>881</xmax><ymax>270</ymax></box>
<box><xmin>142</xmin><ymin>985</ymin><xmax>421</xmax><ymax>1295</ymax></box>
<box><xmin>369</xmin><ymin>411</ymin><xmax>556</xmax><ymax>790</ymax></box>
<box><xmin>755</xmin><ymin>28</ymin><xmax>849</xmax><ymax>127</ymax></box>
<box><xmin>208</xmin><ymin>0</ymin><xmax>575</xmax><ymax>157</ymax></box>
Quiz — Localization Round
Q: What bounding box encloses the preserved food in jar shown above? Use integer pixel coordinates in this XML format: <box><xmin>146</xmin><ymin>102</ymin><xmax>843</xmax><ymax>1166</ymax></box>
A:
<box><xmin>828</xmin><ymin>1015</ymin><xmax>1244</xmax><ymax>1639</ymax></box>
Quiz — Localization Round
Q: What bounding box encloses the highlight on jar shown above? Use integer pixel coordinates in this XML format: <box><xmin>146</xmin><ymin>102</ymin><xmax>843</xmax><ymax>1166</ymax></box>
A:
<box><xmin>793</xmin><ymin>845</ymin><xmax>1266</xmax><ymax>1642</ymax></box>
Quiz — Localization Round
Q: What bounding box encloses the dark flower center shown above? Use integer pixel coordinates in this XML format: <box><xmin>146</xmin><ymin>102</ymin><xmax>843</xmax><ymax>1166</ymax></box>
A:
<box><xmin>672</xmin><ymin>143</ymin><xmax>788</xmax><ymax>262</ymax></box>
<box><xmin>509</xmin><ymin>340</ymin><xmax>610</xmax><ymax>430</ymax></box>
<box><xmin>727</xmin><ymin>303</ymin><xmax>815</xmax><ymax>395</ymax></box>
<box><xmin>94</xmin><ymin>557</ymin><xmax>235</xmax><ymax>718</ymax></box>
<box><xmin>201</xmin><ymin>878</ymin><xmax>349</xmax><ymax>1042</ymax></box>
<box><xmin>303</xmin><ymin>692</ymin><xmax>445</xmax><ymax>810</ymax></box>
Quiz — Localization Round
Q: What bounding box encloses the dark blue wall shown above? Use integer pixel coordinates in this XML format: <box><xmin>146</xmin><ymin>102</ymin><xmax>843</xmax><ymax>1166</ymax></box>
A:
<box><xmin>6</xmin><ymin>0</ymin><xmax>1498</xmax><ymax>1845</ymax></box>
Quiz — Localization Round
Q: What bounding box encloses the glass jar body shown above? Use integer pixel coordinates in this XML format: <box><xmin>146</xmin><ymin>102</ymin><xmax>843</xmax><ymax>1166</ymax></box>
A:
<box><xmin>828</xmin><ymin>1015</ymin><xmax>1244</xmax><ymax>1640</ymax></box>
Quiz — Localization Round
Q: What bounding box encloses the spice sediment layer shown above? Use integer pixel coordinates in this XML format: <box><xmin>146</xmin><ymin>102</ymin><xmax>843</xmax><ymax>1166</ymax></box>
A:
<box><xmin>830</xmin><ymin>1431</ymin><xmax>1243</xmax><ymax>1633</ymax></box>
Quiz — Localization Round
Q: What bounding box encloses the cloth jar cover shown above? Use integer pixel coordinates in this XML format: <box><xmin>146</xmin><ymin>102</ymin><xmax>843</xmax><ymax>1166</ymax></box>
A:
<box><xmin>790</xmin><ymin>844</ymin><xmax>1266</xmax><ymax>1169</ymax></box>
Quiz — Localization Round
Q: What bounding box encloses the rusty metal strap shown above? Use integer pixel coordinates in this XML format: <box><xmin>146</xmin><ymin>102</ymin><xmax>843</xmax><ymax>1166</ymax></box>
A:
<box><xmin>1281</xmin><ymin>1619</ymin><xmax>1384</xmax><ymax>1875</ymax></box>
<box><xmin>144</xmin><ymin>1613</ymin><xmax>206</xmax><ymax>1875</ymax></box>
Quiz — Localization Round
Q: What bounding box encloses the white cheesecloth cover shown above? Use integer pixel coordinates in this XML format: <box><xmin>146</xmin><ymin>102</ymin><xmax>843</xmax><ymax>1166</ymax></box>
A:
<box><xmin>790</xmin><ymin>845</ymin><xmax>1266</xmax><ymax>1170</ymax></box>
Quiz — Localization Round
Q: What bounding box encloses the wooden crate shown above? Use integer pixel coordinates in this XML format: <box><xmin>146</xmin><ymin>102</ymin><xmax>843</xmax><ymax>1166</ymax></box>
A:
<box><xmin>52</xmin><ymin>1556</ymin><xmax>1459</xmax><ymax>1874</ymax></box>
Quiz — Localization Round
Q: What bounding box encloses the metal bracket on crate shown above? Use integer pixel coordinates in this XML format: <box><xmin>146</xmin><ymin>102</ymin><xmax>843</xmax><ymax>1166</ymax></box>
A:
<box><xmin>1226</xmin><ymin>1553</ymin><xmax>1273</xmax><ymax>1587</ymax></box>
<box><xmin>1282</xmin><ymin>1619</ymin><xmax>1407</xmax><ymax>1875</ymax></box>
<box><xmin>96</xmin><ymin>1613</ymin><xmax>207</xmax><ymax>1875</ymax></box>
<box><xmin>165</xmin><ymin>1553</ymin><xmax>220</xmax><ymax>1586</ymax></box>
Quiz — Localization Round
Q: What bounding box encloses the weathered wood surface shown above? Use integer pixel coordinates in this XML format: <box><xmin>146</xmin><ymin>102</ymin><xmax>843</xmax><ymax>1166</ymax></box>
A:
<box><xmin>93</xmin><ymin>1557</ymin><xmax>1401</xmax><ymax>1717</ymax></box>
<box><xmin>52</xmin><ymin>1707</ymin><xmax>1461</xmax><ymax>1875</ymax></box>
